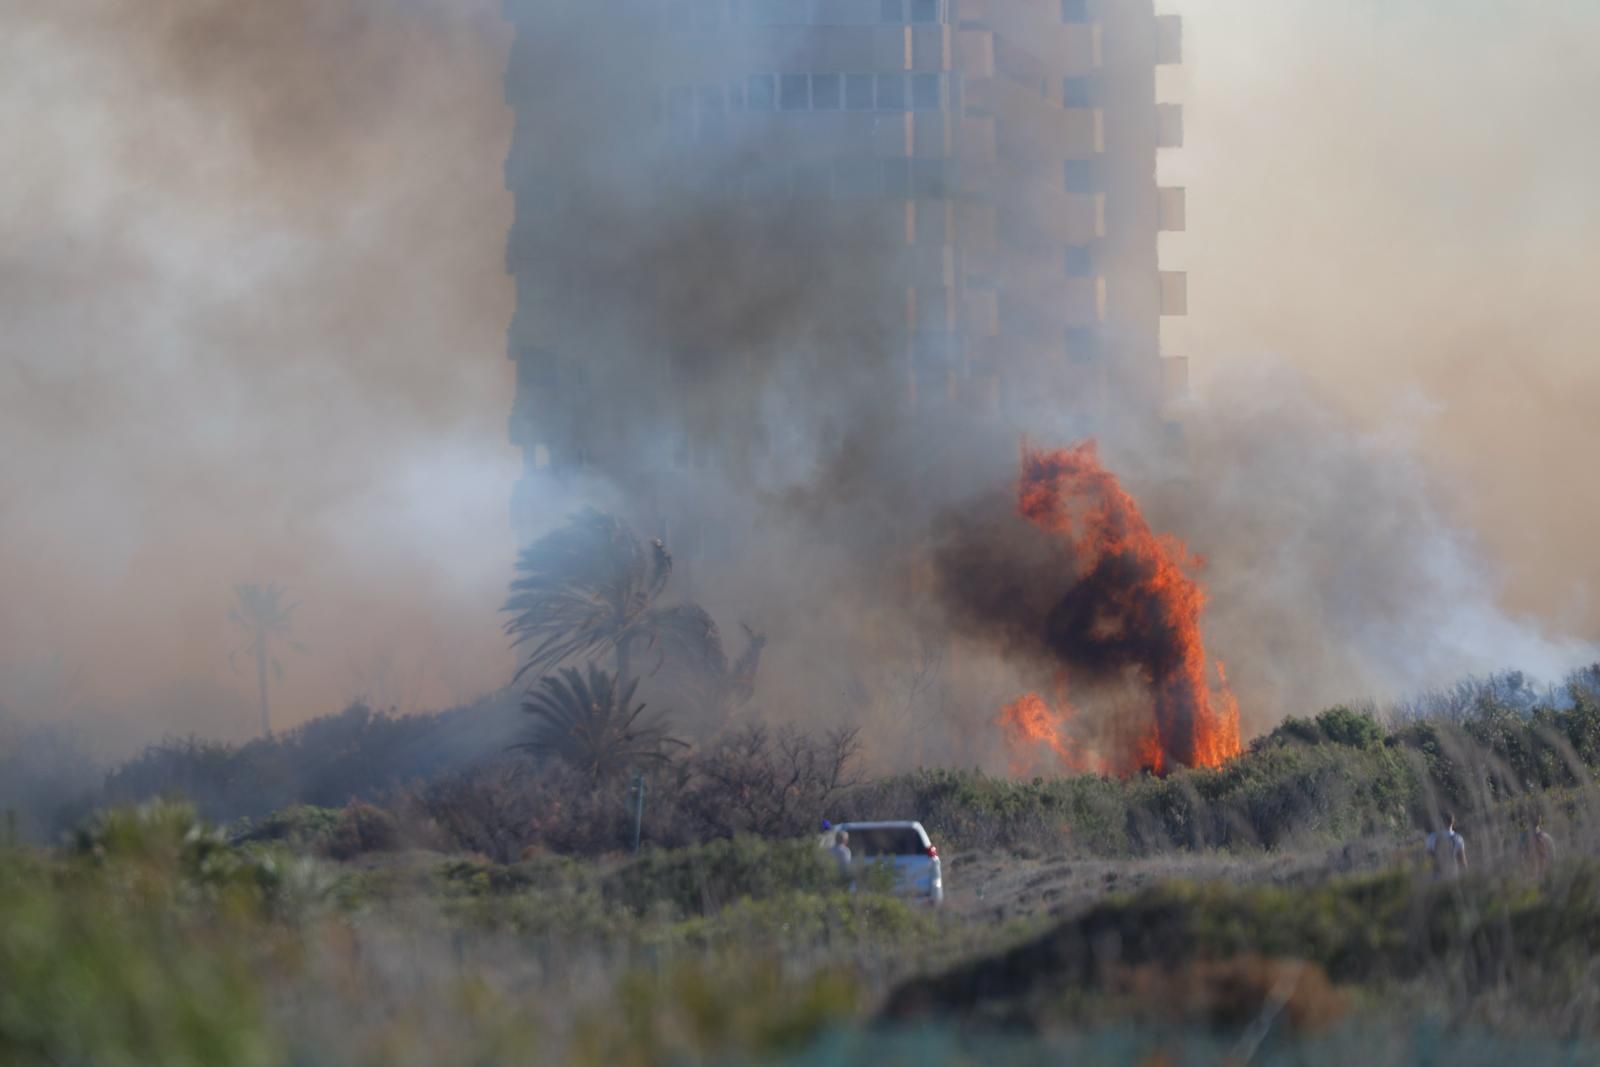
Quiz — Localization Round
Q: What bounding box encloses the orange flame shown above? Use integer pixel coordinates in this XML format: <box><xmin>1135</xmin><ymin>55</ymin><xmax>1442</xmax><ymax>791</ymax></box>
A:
<box><xmin>997</xmin><ymin>440</ymin><xmax>1241</xmax><ymax>775</ymax></box>
<box><xmin>998</xmin><ymin>690</ymin><xmax>1107</xmax><ymax>776</ymax></box>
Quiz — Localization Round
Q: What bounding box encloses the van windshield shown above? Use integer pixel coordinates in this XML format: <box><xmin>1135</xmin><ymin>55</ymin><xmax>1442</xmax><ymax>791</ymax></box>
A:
<box><xmin>847</xmin><ymin>827</ymin><xmax>926</xmax><ymax>857</ymax></box>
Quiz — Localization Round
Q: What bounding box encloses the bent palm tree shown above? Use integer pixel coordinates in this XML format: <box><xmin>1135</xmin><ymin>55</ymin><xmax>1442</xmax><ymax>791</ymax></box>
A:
<box><xmin>503</xmin><ymin>510</ymin><xmax>732</xmax><ymax>684</ymax></box>
<box><xmin>229</xmin><ymin>582</ymin><xmax>300</xmax><ymax>738</ymax></box>
<box><xmin>514</xmin><ymin>665</ymin><xmax>686</xmax><ymax>781</ymax></box>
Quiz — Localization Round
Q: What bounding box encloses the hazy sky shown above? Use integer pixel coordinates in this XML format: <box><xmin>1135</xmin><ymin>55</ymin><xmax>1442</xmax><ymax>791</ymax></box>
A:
<box><xmin>0</xmin><ymin>0</ymin><xmax>519</xmax><ymax>748</ymax></box>
<box><xmin>1165</xmin><ymin>0</ymin><xmax>1600</xmax><ymax>634</ymax></box>
<box><xmin>1</xmin><ymin>1</ymin><xmax>1595</xmax><ymax>749</ymax></box>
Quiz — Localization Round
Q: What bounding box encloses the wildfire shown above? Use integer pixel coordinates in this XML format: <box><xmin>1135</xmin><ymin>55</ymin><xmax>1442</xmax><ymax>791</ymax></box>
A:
<box><xmin>998</xmin><ymin>688</ymin><xmax>1104</xmax><ymax>776</ymax></box>
<box><xmin>997</xmin><ymin>440</ymin><xmax>1241</xmax><ymax>775</ymax></box>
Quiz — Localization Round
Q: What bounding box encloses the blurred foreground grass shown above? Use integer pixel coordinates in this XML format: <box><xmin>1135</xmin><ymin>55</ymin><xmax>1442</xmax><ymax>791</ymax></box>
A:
<box><xmin>5</xmin><ymin>802</ymin><xmax>1600</xmax><ymax>1066</ymax></box>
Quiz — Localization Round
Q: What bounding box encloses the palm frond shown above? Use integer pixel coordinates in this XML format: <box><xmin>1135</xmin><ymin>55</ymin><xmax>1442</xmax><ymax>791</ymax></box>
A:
<box><xmin>626</xmin><ymin>603</ymin><xmax>729</xmax><ymax>678</ymax></box>
<box><xmin>726</xmin><ymin>624</ymin><xmax>767</xmax><ymax>708</ymax></box>
<box><xmin>503</xmin><ymin>510</ymin><xmax>674</xmax><ymax>680</ymax></box>
<box><xmin>514</xmin><ymin>664</ymin><xmax>685</xmax><ymax>781</ymax></box>
<box><xmin>231</xmin><ymin>582</ymin><xmax>296</xmax><ymax>635</ymax></box>
<box><xmin>502</xmin><ymin>511</ymin><xmax>768</xmax><ymax>722</ymax></box>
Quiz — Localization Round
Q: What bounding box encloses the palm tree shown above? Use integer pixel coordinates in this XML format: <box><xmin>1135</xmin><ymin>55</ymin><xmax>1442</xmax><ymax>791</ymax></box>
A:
<box><xmin>514</xmin><ymin>664</ymin><xmax>686</xmax><ymax>781</ymax></box>
<box><xmin>503</xmin><ymin>510</ymin><xmax>761</xmax><ymax>694</ymax></box>
<box><xmin>229</xmin><ymin>582</ymin><xmax>300</xmax><ymax>737</ymax></box>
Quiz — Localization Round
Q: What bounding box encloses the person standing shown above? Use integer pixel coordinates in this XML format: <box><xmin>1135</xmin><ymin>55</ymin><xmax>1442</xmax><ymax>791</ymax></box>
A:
<box><xmin>1524</xmin><ymin>814</ymin><xmax>1556</xmax><ymax>879</ymax></box>
<box><xmin>1426</xmin><ymin>812</ymin><xmax>1468</xmax><ymax>879</ymax></box>
<box><xmin>829</xmin><ymin>829</ymin><xmax>853</xmax><ymax>882</ymax></box>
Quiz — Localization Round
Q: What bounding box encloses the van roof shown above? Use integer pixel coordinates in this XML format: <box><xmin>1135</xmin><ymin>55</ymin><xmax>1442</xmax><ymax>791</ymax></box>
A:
<box><xmin>835</xmin><ymin>820</ymin><xmax>929</xmax><ymax>834</ymax></box>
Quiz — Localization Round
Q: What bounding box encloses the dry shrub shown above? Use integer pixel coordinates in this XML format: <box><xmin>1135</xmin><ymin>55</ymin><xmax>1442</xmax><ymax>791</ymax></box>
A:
<box><xmin>680</xmin><ymin>725</ymin><xmax>862</xmax><ymax>839</ymax></box>
<box><xmin>400</xmin><ymin>757</ymin><xmax>548</xmax><ymax>863</ymax></box>
<box><xmin>1113</xmin><ymin>955</ymin><xmax>1347</xmax><ymax>1034</ymax></box>
<box><xmin>326</xmin><ymin>800</ymin><xmax>401</xmax><ymax>860</ymax></box>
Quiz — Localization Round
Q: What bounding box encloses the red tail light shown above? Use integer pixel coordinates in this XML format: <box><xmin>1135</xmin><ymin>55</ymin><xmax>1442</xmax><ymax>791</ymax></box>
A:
<box><xmin>926</xmin><ymin>845</ymin><xmax>939</xmax><ymax>859</ymax></box>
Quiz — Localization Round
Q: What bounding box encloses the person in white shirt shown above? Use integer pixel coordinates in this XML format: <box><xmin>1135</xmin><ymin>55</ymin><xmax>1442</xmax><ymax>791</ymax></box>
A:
<box><xmin>829</xmin><ymin>830</ymin><xmax>852</xmax><ymax>881</ymax></box>
<box><xmin>1425</xmin><ymin>812</ymin><xmax>1468</xmax><ymax>878</ymax></box>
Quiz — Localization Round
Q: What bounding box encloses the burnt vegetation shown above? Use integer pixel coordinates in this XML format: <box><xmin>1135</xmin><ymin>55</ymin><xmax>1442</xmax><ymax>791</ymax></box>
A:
<box><xmin>11</xmin><ymin>511</ymin><xmax>1600</xmax><ymax>1063</ymax></box>
<box><xmin>9</xmin><ymin>541</ymin><xmax>1600</xmax><ymax>1063</ymax></box>
<box><xmin>7</xmin><ymin>658</ymin><xmax>1600</xmax><ymax>875</ymax></box>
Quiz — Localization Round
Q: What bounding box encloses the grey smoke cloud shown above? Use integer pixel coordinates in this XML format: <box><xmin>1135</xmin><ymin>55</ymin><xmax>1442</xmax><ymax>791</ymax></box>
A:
<box><xmin>2</xmin><ymin>0</ymin><xmax>1595</xmax><ymax>764</ymax></box>
<box><xmin>1166</xmin><ymin>0</ymin><xmax>1600</xmax><ymax>639</ymax></box>
<box><xmin>501</xmin><ymin>1</ymin><xmax>1597</xmax><ymax>762</ymax></box>
<box><xmin>0</xmin><ymin>0</ymin><xmax>518</xmax><ymax>750</ymax></box>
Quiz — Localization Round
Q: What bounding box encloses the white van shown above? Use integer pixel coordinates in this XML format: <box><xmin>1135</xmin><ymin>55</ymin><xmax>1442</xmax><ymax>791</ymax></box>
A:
<box><xmin>834</xmin><ymin>820</ymin><xmax>943</xmax><ymax>905</ymax></box>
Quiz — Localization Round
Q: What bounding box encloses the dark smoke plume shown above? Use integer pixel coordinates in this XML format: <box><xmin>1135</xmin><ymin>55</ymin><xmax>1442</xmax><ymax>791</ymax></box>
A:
<box><xmin>4</xmin><ymin>0</ymin><xmax>1596</xmax><ymax>768</ymax></box>
<box><xmin>934</xmin><ymin>441</ymin><xmax>1238</xmax><ymax>772</ymax></box>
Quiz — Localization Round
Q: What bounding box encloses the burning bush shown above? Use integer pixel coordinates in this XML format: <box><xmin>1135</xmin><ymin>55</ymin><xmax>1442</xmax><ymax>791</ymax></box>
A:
<box><xmin>939</xmin><ymin>440</ymin><xmax>1241</xmax><ymax>777</ymax></box>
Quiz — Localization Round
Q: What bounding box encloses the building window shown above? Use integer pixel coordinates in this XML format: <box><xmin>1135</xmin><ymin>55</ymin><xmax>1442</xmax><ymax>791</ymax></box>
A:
<box><xmin>1064</xmin><ymin>159</ymin><xmax>1095</xmax><ymax>194</ymax></box>
<box><xmin>876</xmin><ymin>73</ymin><xmax>906</xmax><ymax>110</ymax></box>
<box><xmin>745</xmin><ymin>167</ymin><xmax>790</xmax><ymax>198</ymax></box>
<box><xmin>1063</xmin><ymin>76</ymin><xmax>1094</xmax><ymax>109</ymax></box>
<box><xmin>840</xmin><ymin>73</ymin><xmax>870</xmax><ymax>111</ymax></box>
<box><xmin>745</xmin><ymin>0</ymin><xmax>792</xmax><ymax>25</ymax></box>
<box><xmin>880</xmin><ymin>0</ymin><xmax>904</xmax><ymax>23</ymax></box>
<box><xmin>1064</xmin><ymin>245</ymin><xmax>1094</xmax><ymax>277</ymax></box>
<box><xmin>747</xmin><ymin>74</ymin><xmax>776</xmax><ymax>110</ymax></box>
<box><xmin>916</xmin><ymin>289</ymin><xmax>950</xmax><ymax>332</ymax></box>
<box><xmin>811</xmin><ymin>73</ymin><xmax>841</xmax><ymax>110</ymax></box>
<box><xmin>913</xmin><ymin>331</ymin><xmax>956</xmax><ymax>366</ymax></box>
<box><xmin>1061</xmin><ymin>0</ymin><xmax>1089</xmax><ymax>23</ymax></box>
<box><xmin>792</xmin><ymin>163</ymin><xmax>830</xmax><ymax>198</ymax></box>
<box><xmin>882</xmin><ymin>159</ymin><xmax>910</xmax><ymax>198</ymax></box>
<box><xmin>911</xmin><ymin>158</ymin><xmax>951</xmax><ymax>197</ymax></box>
<box><xmin>719</xmin><ymin>71</ymin><xmax>950</xmax><ymax>115</ymax></box>
<box><xmin>780</xmin><ymin>73</ymin><xmax>810</xmax><ymax>110</ymax></box>
<box><xmin>834</xmin><ymin>159</ymin><xmax>880</xmax><ymax>198</ymax></box>
<box><xmin>910</xmin><ymin>0</ymin><xmax>940</xmax><ymax>22</ymax></box>
<box><xmin>690</xmin><ymin>0</ymin><xmax>722</xmax><ymax>29</ymax></box>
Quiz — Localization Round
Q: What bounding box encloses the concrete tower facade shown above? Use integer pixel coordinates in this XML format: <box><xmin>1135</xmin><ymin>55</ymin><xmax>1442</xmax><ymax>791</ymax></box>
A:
<box><xmin>503</xmin><ymin>0</ymin><xmax>1186</xmax><ymax>537</ymax></box>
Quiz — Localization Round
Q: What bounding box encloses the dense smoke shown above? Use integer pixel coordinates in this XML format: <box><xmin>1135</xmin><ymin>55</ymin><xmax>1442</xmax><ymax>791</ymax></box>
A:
<box><xmin>936</xmin><ymin>441</ymin><xmax>1240</xmax><ymax>773</ymax></box>
<box><xmin>2</xmin><ymin>0</ymin><xmax>1596</xmax><ymax>765</ymax></box>
<box><xmin>0</xmin><ymin>0</ymin><xmax>517</xmax><ymax>749</ymax></box>
<box><xmin>1166</xmin><ymin>0</ymin><xmax>1600</xmax><ymax>641</ymax></box>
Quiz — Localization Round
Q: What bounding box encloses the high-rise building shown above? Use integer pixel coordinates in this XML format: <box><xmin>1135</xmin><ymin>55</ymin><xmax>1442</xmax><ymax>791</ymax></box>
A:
<box><xmin>503</xmin><ymin>0</ymin><xmax>1186</xmax><ymax>537</ymax></box>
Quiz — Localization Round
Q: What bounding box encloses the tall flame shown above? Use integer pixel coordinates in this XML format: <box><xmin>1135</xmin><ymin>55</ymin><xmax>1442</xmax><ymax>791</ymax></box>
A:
<box><xmin>997</xmin><ymin>440</ymin><xmax>1241</xmax><ymax>775</ymax></box>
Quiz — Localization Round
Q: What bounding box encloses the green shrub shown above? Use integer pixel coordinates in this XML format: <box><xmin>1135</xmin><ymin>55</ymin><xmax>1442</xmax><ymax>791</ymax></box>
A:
<box><xmin>569</xmin><ymin>959</ymin><xmax>862</xmax><ymax>1067</ymax></box>
<box><xmin>327</xmin><ymin>800</ymin><xmax>402</xmax><ymax>860</ymax></box>
<box><xmin>1315</xmin><ymin>706</ymin><xmax>1385</xmax><ymax>749</ymax></box>
<box><xmin>237</xmin><ymin>804</ymin><xmax>342</xmax><ymax>853</ymax></box>
<box><xmin>885</xmin><ymin>862</ymin><xmax>1600</xmax><ymax>1030</ymax></box>
<box><xmin>2</xmin><ymin>812</ymin><xmax>280</xmax><ymax>1066</ymax></box>
<box><xmin>603</xmin><ymin>835</ymin><xmax>852</xmax><ymax>918</ymax></box>
<box><xmin>647</xmin><ymin>890</ymin><xmax>938</xmax><ymax>953</ymax></box>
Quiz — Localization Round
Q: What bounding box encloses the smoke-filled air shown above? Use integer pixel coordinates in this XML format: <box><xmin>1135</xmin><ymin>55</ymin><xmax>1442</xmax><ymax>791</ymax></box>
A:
<box><xmin>12</xmin><ymin>2</ymin><xmax>1600</xmax><ymax>1063</ymax></box>
<box><xmin>2</xmin><ymin>0</ymin><xmax>1597</xmax><ymax>773</ymax></box>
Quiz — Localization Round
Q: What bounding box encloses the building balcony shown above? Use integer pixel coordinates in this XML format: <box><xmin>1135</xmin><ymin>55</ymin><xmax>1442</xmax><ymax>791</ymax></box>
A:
<box><xmin>998</xmin><ymin>277</ymin><xmax>1103</xmax><ymax>334</ymax></box>
<box><xmin>964</xmin><ymin>77</ymin><xmax>1100</xmax><ymax>160</ymax></box>
<box><xmin>1158</xmin><ymin>187</ymin><xmax>1186</xmax><ymax>231</ymax></box>
<box><xmin>1159</xmin><ymin>271</ymin><xmax>1188</xmax><ymax>316</ymax></box>
<box><xmin>950</xmin><ymin>0</ymin><xmax>1100</xmax><ymax>76</ymax></box>
<box><xmin>1156</xmin><ymin>15</ymin><xmax>1183</xmax><ymax>65</ymax></box>
<box><xmin>996</xmin><ymin>182</ymin><xmax>1102</xmax><ymax>247</ymax></box>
